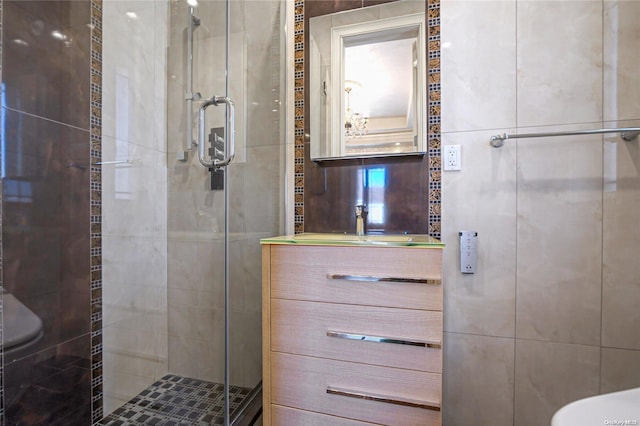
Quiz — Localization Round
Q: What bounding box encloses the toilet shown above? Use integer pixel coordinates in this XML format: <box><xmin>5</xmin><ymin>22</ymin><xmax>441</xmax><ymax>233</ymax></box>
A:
<box><xmin>552</xmin><ymin>387</ymin><xmax>640</xmax><ymax>426</ymax></box>
<box><xmin>1</xmin><ymin>288</ymin><xmax>44</xmax><ymax>362</ymax></box>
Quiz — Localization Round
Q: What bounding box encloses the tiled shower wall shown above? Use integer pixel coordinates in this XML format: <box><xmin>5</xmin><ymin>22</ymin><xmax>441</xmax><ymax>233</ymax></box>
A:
<box><xmin>440</xmin><ymin>1</ymin><xmax>640</xmax><ymax>425</ymax></box>
<box><xmin>166</xmin><ymin>0</ymin><xmax>284</xmax><ymax>393</ymax></box>
<box><xmin>0</xmin><ymin>0</ymin><xmax>103</xmax><ymax>423</ymax></box>
<box><xmin>101</xmin><ymin>0</ymin><xmax>168</xmax><ymax>416</ymax></box>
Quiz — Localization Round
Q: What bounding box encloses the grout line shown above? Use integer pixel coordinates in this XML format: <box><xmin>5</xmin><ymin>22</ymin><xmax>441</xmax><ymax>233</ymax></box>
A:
<box><xmin>513</xmin><ymin>0</ymin><xmax>519</xmax><ymax>423</ymax></box>
<box><xmin>598</xmin><ymin>0</ymin><xmax>606</xmax><ymax>397</ymax></box>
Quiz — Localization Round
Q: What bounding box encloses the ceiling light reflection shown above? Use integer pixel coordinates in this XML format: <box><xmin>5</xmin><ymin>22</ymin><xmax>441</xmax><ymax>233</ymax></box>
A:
<box><xmin>12</xmin><ymin>38</ymin><xmax>30</xmax><ymax>47</ymax></box>
<box><xmin>51</xmin><ymin>30</ymin><xmax>67</xmax><ymax>41</ymax></box>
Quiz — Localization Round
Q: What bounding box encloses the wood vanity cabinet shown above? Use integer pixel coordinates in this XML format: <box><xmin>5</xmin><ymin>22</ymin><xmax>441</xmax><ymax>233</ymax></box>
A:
<box><xmin>261</xmin><ymin>239</ymin><xmax>444</xmax><ymax>425</ymax></box>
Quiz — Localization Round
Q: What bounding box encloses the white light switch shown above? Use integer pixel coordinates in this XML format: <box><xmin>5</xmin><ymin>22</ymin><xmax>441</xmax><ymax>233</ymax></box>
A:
<box><xmin>459</xmin><ymin>231</ymin><xmax>478</xmax><ymax>274</ymax></box>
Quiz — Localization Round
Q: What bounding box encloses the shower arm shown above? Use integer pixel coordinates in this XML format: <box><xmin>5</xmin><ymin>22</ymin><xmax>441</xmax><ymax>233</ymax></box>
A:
<box><xmin>197</xmin><ymin>96</ymin><xmax>236</xmax><ymax>169</ymax></box>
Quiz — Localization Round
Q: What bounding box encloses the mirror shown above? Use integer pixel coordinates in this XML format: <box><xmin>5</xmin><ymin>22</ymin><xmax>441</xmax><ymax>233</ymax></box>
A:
<box><xmin>309</xmin><ymin>2</ymin><xmax>426</xmax><ymax>160</ymax></box>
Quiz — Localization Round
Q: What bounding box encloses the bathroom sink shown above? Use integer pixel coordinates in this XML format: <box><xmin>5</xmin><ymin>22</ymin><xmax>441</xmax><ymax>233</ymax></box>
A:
<box><xmin>551</xmin><ymin>387</ymin><xmax>640</xmax><ymax>426</ymax></box>
<box><xmin>261</xmin><ymin>233</ymin><xmax>444</xmax><ymax>247</ymax></box>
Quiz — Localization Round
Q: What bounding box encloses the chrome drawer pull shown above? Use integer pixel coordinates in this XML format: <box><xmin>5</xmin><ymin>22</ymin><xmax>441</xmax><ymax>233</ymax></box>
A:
<box><xmin>326</xmin><ymin>331</ymin><xmax>441</xmax><ymax>349</ymax></box>
<box><xmin>327</xmin><ymin>274</ymin><xmax>440</xmax><ymax>285</ymax></box>
<box><xmin>326</xmin><ymin>386</ymin><xmax>441</xmax><ymax>411</ymax></box>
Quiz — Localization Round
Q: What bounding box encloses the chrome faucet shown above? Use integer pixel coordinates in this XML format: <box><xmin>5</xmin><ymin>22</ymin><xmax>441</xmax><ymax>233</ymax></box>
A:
<box><xmin>355</xmin><ymin>204</ymin><xmax>367</xmax><ymax>236</ymax></box>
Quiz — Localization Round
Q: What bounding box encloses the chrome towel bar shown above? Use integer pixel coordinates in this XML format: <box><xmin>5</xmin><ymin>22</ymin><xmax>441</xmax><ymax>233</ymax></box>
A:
<box><xmin>490</xmin><ymin>127</ymin><xmax>640</xmax><ymax>148</ymax></box>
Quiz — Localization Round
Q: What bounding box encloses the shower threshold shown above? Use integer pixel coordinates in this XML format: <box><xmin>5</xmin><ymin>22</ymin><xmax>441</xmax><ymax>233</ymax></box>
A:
<box><xmin>100</xmin><ymin>374</ymin><xmax>258</xmax><ymax>425</ymax></box>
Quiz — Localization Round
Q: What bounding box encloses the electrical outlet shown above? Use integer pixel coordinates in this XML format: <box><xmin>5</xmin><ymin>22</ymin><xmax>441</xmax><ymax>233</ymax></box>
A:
<box><xmin>459</xmin><ymin>231</ymin><xmax>478</xmax><ymax>274</ymax></box>
<box><xmin>443</xmin><ymin>145</ymin><xmax>461</xmax><ymax>171</ymax></box>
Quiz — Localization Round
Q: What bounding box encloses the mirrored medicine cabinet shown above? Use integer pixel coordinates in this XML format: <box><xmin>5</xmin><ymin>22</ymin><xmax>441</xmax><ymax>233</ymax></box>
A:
<box><xmin>309</xmin><ymin>1</ymin><xmax>427</xmax><ymax>160</ymax></box>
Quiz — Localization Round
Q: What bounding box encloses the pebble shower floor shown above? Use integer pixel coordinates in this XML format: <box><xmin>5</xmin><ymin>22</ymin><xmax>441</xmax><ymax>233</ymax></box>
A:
<box><xmin>100</xmin><ymin>374</ymin><xmax>250</xmax><ymax>425</ymax></box>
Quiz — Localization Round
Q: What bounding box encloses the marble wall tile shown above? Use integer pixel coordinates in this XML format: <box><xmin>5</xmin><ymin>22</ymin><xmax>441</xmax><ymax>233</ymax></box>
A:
<box><xmin>154</xmin><ymin>0</ymin><xmax>169</xmax><ymax>154</ymax></box>
<box><xmin>242</xmin><ymin>145</ymin><xmax>285</xmax><ymax>233</ymax></box>
<box><xmin>103</xmin><ymin>235</ymin><xmax>168</xmax><ymax>289</ymax></box>
<box><xmin>1</xmin><ymin>108</ymin><xmax>90</xmax><ymax>359</ymax></box>
<box><xmin>517</xmin><ymin>1</ymin><xmax>602</xmax><ymax>127</ymax></box>
<box><xmin>601</xmin><ymin>348</ymin><xmax>640</xmax><ymax>394</ymax></box>
<box><xmin>514</xmin><ymin>340</ymin><xmax>600</xmax><ymax>426</ymax></box>
<box><xmin>441</xmin><ymin>130</ymin><xmax>516</xmax><ymax>337</ymax></box>
<box><xmin>102</xmin><ymin>0</ymin><xmax>160</xmax><ymax>151</ymax></box>
<box><xmin>305</xmin><ymin>149</ymin><xmax>431</xmax><ymax>233</ymax></box>
<box><xmin>602</xmin><ymin>119</ymin><xmax>640</xmax><ymax>350</ymax></box>
<box><xmin>2</xmin><ymin>0</ymin><xmax>91</xmax><ymax>129</ymax></box>
<box><xmin>103</xmin><ymin>369</ymin><xmax>161</xmax><ymax>416</ymax></box>
<box><xmin>102</xmin><ymin>137</ymin><xmax>167</xmax><ymax>237</ymax></box>
<box><xmin>167</xmin><ymin>239</ymin><xmax>225</xmax><ymax>294</ymax></box>
<box><xmin>168</xmin><ymin>334</ymin><xmax>225</xmax><ymax>384</ymax></box>
<box><xmin>4</xmin><ymin>334</ymin><xmax>91</xmax><ymax>423</ymax></box>
<box><xmin>443</xmin><ymin>332</ymin><xmax>515</xmax><ymax>426</ymax></box>
<box><xmin>441</xmin><ymin>0</ymin><xmax>516</xmax><ymax>133</ymax></box>
<box><xmin>516</xmin><ymin>127</ymin><xmax>603</xmax><ymax>345</ymax></box>
<box><xmin>604</xmin><ymin>1</ymin><xmax>640</xmax><ymax>122</ymax></box>
<box><xmin>229</xmin><ymin>310</ymin><xmax>262</xmax><ymax>388</ymax></box>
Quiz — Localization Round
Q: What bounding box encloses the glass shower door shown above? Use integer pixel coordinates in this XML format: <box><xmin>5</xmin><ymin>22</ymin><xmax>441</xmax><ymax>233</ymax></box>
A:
<box><xmin>101</xmin><ymin>0</ymin><xmax>285</xmax><ymax>424</ymax></box>
<box><xmin>168</xmin><ymin>0</ymin><xmax>285</xmax><ymax>424</ymax></box>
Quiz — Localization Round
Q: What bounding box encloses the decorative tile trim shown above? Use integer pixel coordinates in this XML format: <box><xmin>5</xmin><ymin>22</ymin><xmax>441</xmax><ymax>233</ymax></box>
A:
<box><xmin>293</xmin><ymin>0</ymin><xmax>441</xmax><ymax>239</ymax></box>
<box><xmin>0</xmin><ymin>0</ymin><xmax>5</xmax><ymax>420</ymax></box>
<box><xmin>427</xmin><ymin>0</ymin><xmax>441</xmax><ymax>239</ymax></box>
<box><xmin>90</xmin><ymin>0</ymin><xmax>103</xmax><ymax>423</ymax></box>
<box><xmin>294</xmin><ymin>0</ymin><xmax>304</xmax><ymax>234</ymax></box>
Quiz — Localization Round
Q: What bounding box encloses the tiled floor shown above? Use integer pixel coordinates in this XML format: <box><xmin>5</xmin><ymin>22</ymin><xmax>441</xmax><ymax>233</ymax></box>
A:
<box><xmin>100</xmin><ymin>374</ymin><xmax>251</xmax><ymax>426</ymax></box>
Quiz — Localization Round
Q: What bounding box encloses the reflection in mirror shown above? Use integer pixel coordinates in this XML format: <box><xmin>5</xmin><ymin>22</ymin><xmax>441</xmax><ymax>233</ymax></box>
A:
<box><xmin>309</xmin><ymin>2</ymin><xmax>426</xmax><ymax>160</ymax></box>
<box><xmin>343</xmin><ymin>28</ymin><xmax>419</xmax><ymax>156</ymax></box>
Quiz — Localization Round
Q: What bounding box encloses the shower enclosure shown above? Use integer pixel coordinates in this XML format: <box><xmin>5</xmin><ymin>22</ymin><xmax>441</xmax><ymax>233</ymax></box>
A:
<box><xmin>0</xmin><ymin>0</ymin><xmax>287</xmax><ymax>421</ymax></box>
<box><xmin>99</xmin><ymin>0</ymin><xmax>287</xmax><ymax>424</ymax></box>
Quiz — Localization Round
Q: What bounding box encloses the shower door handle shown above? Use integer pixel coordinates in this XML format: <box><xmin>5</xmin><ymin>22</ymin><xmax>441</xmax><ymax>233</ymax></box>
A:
<box><xmin>198</xmin><ymin>96</ymin><xmax>236</xmax><ymax>168</ymax></box>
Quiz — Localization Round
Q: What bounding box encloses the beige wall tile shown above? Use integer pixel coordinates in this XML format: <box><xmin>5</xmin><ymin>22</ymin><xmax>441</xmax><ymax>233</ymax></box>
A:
<box><xmin>516</xmin><ymin>128</ymin><xmax>603</xmax><ymax>345</ymax></box>
<box><xmin>441</xmin><ymin>0</ymin><xmax>516</xmax><ymax>132</ymax></box>
<box><xmin>443</xmin><ymin>332</ymin><xmax>515</xmax><ymax>426</ymax></box>
<box><xmin>517</xmin><ymin>1</ymin><xmax>602</xmax><ymax>127</ymax></box>
<box><xmin>514</xmin><ymin>340</ymin><xmax>600</xmax><ymax>426</ymax></box>
<box><xmin>168</xmin><ymin>334</ymin><xmax>226</xmax><ymax>384</ymax></box>
<box><xmin>442</xmin><ymin>130</ymin><xmax>516</xmax><ymax>337</ymax></box>
<box><xmin>602</xmin><ymin>120</ymin><xmax>640</xmax><ymax>350</ymax></box>
<box><xmin>601</xmin><ymin>348</ymin><xmax>640</xmax><ymax>394</ymax></box>
<box><xmin>604</xmin><ymin>1</ymin><xmax>640</xmax><ymax>122</ymax></box>
<box><xmin>103</xmin><ymin>0</ymin><xmax>164</xmax><ymax>152</ymax></box>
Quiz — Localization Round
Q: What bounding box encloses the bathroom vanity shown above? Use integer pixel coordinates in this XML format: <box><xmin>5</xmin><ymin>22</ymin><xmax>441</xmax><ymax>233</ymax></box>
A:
<box><xmin>261</xmin><ymin>233</ymin><xmax>444</xmax><ymax>425</ymax></box>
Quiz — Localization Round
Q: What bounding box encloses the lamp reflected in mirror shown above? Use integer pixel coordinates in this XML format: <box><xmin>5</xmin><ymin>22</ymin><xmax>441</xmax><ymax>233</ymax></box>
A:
<box><xmin>344</xmin><ymin>84</ymin><xmax>368</xmax><ymax>139</ymax></box>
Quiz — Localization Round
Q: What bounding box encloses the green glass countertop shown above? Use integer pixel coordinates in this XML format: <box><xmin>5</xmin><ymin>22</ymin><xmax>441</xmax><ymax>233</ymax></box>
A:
<box><xmin>260</xmin><ymin>233</ymin><xmax>444</xmax><ymax>248</ymax></box>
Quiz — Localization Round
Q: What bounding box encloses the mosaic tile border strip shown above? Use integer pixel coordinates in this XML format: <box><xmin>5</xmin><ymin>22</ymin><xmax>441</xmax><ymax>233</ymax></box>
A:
<box><xmin>100</xmin><ymin>374</ymin><xmax>251</xmax><ymax>426</ymax></box>
<box><xmin>294</xmin><ymin>0</ymin><xmax>440</xmax><ymax>238</ymax></box>
<box><xmin>89</xmin><ymin>0</ymin><xmax>104</xmax><ymax>423</ymax></box>
<box><xmin>293</xmin><ymin>0</ymin><xmax>304</xmax><ymax>234</ymax></box>
<box><xmin>0</xmin><ymin>0</ymin><xmax>4</xmax><ymax>419</ymax></box>
<box><xmin>427</xmin><ymin>0</ymin><xmax>441</xmax><ymax>238</ymax></box>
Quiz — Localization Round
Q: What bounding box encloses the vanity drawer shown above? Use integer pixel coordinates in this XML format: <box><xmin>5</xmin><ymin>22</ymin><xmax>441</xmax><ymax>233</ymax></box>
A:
<box><xmin>271</xmin><ymin>352</ymin><xmax>442</xmax><ymax>426</ymax></box>
<box><xmin>271</xmin><ymin>298</ymin><xmax>442</xmax><ymax>372</ymax></box>
<box><xmin>270</xmin><ymin>245</ymin><xmax>442</xmax><ymax>310</ymax></box>
<box><xmin>271</xmin><ymin>405</ymin><xmax>373</xmax><ymax>425</ymax></box>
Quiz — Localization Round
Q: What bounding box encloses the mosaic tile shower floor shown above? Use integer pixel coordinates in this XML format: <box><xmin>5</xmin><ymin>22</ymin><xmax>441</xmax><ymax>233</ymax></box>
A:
<box><xmin>100</xmin><ymin>374</ymin><xmax>251</xmax><ymax>425</ymax></box>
